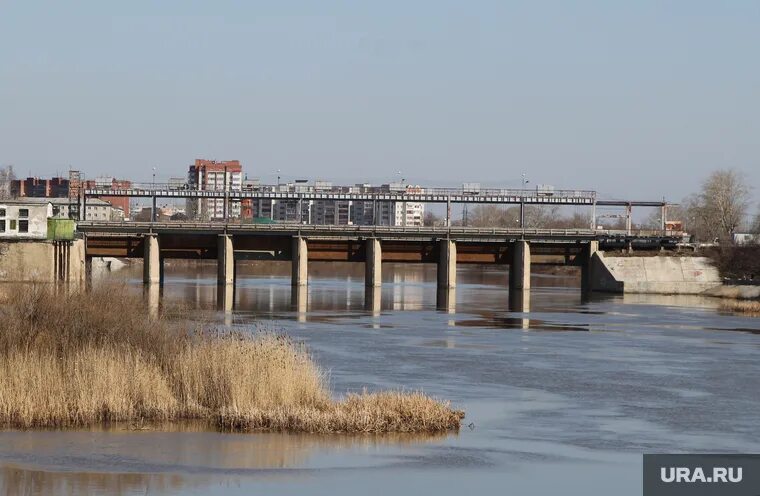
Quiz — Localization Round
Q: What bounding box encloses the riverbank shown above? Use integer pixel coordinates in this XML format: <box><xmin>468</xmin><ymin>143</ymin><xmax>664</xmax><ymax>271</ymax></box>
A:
<box><xmin>0</xmin><ymin>285</ymin><xmax>462</xmax><ymax>433</ymax></box>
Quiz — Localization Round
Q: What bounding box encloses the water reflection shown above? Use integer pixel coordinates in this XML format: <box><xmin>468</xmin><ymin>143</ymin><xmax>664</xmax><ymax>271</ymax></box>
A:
<box><xmin>0</xmin><ymin>427</ymin><xmax>452</xmax><ymax>496</ymax></box>
<box><xmin>126</xmin><ymin>262</ymin><xmax>581</xmax><ymax>318</ymax></box>
<box><xmin>0</xmin><ymin>466</ymin><xmax>185</xmax><ymax>496</ymax></box>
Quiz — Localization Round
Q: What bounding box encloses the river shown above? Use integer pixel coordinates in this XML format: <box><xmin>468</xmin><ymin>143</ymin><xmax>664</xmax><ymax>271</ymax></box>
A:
<box><xmin>1</xmin><ymin>262</ymin><xmax>759</xmax><ymax>495</ymax></box>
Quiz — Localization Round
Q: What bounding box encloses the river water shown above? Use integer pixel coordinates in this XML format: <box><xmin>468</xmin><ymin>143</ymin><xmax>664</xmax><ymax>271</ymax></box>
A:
<box><xmin>1</xmin><ymin>262</ymin><xmax>759</xmax><ymax>495</ymax></box>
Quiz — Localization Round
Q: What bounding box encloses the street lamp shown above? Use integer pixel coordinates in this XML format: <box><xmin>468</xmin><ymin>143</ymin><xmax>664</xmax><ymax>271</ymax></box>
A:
<box><xmin>396</xmin><ymin>170</ymin><xmax>407</xmax><ymax>227</ymax></box>
<box><xmin>276</xmin><ymin>169</ymin><xmax>281</xmax><ymax>188</ymax></box>
<box><xmin>152</xmin><ymin>167</ymin><xmax>157</xmax><ymax>188</ymax></box>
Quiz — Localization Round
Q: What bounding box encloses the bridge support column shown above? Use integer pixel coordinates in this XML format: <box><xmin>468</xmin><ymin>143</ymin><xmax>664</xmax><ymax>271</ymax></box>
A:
<box><xmin>143</xmin><ymin>234</ymin><xmax>162</xmax><ymax>285</ymax></box>
<box><xmin>144</xmin><ymin>283</ymin><xmax>161</xmax><ymax>320</ymax></box>
<box><xmin>217</xmin><ymin>234</ymin><xmax>235</xmax><ymax>286</ymax></box>
<box><xmin>510</xmin><ymin>240</ymin><xmax>531</xmax><ymax>291</ymax></box>
<box><xmin>437</xmin><ymin>287</ymin><xmax>456</xmax><ymax>313</ymax></box>
<box><xmin>292</xmin><ymin>236</ymin><xmax>308</xmax><ymax>286</ymax></box>
<box><xmin>364</xmin><ymin>286</ymin><xmax>382</xmax><ymax>315</ymax></box>
<box><xmin>437</xmin><ymin>239</ymin><xmax>456</xmax><ymax>289</ymax></box>
<box><xmin>217</xmin><ymin>283</ymin><xmax>234</xmax><ymax>319</ymax></box>
<box><xmin>365</xmin><ymin>238</ymin><xmax>381</xmax><ymax>287</ymax></box>
<box><xmin>292</xmin><ymin>285</ymin><xmax>308</xmax><ymax>322</ymax></box>
<box><xmin>580</xmin><ymin>240</ymin><xmax>599</xmax><ymax>293</ymax></box>
<box><xmin>509</xmin><ymin>289</ymin><xmax>530</xmax><ymax>314</ymax></box>
<box><xmin>217</xmin><ymin>234</ymin><xmax>235</xmax><ymax>314</ymax></box>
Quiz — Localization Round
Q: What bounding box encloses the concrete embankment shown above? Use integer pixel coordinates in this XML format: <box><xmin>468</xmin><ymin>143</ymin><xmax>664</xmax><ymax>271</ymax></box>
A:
<box><xmin>0</xmin><ymin>239</ymin><xmax>86</xmax><ymax>284</ymax></box>
<box><xmin>589</xmin><ymin>252</ymin><xmax>722</xmax><ymax>295</ymax></box>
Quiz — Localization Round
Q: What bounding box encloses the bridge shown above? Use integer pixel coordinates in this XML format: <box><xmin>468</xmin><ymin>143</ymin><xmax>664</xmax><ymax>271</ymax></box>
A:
<box><xmin>79</xmin><ymin>221</ymin><xmax>682</xmax><ymax>312</ymax></box>
<box><xmin>82</xmin><ymin>183</ymin><xmax>670</xmax><ymax>228</ymax></box>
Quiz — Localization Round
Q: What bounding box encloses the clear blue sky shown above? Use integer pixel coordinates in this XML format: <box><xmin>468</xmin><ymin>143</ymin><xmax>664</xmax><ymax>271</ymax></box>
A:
<box><xmin>1</xmin><ymin>1</ymin><xmax>758</xmax><ymax>206</ymax></box>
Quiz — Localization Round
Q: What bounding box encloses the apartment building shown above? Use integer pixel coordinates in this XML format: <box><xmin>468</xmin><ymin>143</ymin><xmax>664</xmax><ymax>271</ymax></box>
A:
<box><xmin>186</xmin><ymin>159</ymin><xmax>243</xmax><ymax>220</ymax></box>
<box><xmin>248</xmin><ymin>182</ymin><xmax>425</xmax><ymax>226</ymax></box>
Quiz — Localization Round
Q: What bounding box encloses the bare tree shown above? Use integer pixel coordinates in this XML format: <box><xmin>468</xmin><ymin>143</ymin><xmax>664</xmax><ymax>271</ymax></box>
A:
<box><xmin>700</xmin><ymin>169</ymin><xmax>750</xmax><ymax>236</ymax></box>
<box><xmin>464</xmin><ymin>205</ymin><xmax>517</xmax><ymax>228</ymax></box>
<box><xmin>460</xmin><ymin>204</ymin><xmax>591</xmax><ymax>229</ymax></box>
<box><xmin>423</xmin><ymin>211</ymin><xmax>440</xmax><ymax>227</ymax></box>
<box><xmin>681</xmin><ymin>170</ymin><xmax>750</xmax><ymax>242</ymax></box>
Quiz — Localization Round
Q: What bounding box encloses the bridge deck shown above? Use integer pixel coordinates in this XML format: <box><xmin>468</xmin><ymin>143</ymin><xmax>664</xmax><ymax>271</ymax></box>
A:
<box><xmin>77</xmin><ymin>221</ymin><xmax>679</xmax><ymax>242</ymax></box>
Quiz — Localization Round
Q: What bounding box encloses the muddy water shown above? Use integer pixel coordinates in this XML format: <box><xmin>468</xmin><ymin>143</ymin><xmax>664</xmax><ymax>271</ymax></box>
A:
<box><xmin>2</xmin><ymin>262</ymin><xmax>759</xmax><ymax>495</ymax></box>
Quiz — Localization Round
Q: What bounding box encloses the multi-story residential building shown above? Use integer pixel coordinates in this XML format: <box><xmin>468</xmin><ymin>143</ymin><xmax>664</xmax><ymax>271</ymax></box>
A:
<box><xmin>186</xmin><ymin>159</ymin><xmax>243</xmax><ymax>220</ymax></box>
<box><xmin>249</xmin><ymin>182</ymin><xmax>425</xmax><ymax>226</ymax></box>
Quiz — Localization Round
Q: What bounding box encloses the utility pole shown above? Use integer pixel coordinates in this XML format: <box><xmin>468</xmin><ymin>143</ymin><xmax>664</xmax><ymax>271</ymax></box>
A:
<box><xmin>151</xmin><ymin>166</ymin><xmax>157</xmax><ymax>222</ymax></box>
<box><xmin>520</xmin><ymin>173</ymin><xmax>529</xmax><ymax>229</ymax></box>
<box><xmin>223</xmin><ymin>164</ymin><xmax>229</xmax><ymax>221</ymax></box>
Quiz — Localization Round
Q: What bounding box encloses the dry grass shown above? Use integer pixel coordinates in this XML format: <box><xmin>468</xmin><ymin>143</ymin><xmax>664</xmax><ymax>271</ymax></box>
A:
<box><xmin>720</xmin><ymin>299</ymin><xmax>760</xmax><ymax>317</ymax></box>
<box><xmin>0</xmin><ymin>284</ymin><xmax>463</xmax><ymax>432</ymax></box>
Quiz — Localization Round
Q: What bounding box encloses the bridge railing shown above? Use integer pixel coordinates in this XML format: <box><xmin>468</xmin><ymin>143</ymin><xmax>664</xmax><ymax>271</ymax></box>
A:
<box><xmin>76</xmin><ymin>220</ymin><xmax>683</xmax><ymax>239</ymax></box>
<box><xmin>84</xmin><ymin>183</ymin><xmax>597</xmax><ymax>199</ymax></box>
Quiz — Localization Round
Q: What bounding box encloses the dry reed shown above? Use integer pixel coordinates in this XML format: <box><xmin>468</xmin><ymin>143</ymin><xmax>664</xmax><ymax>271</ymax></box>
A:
<box><xmin>720</xmin><ymin>299</ymin><xmax>760</xmax><ymax>317</ymax></box>
<box><xmin>0</xmin><ymin>284</ymin><xmax>463</xmax><ymax>432</ymax></box>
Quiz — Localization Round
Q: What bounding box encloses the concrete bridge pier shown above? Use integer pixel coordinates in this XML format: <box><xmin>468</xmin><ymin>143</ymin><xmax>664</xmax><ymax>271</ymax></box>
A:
<box><xmin>217</xmin><ymin>235</ymin><xmax>235</xmax><ymax>286</ymax></box>
<box><xmin>509</xmin><ymin>240</ymin><xmax>531</xmax><ymax>291</ymax></box>
<box><xmin>365</xmin><ymin>238</ymin><xmax>381</xmax><ymax>287</ymax></box>
<box><xmin>580</xmin><ymin>240</ymin><xmax>599</xmax><ymax>293</ymax></box>
<box><xmin>292</xmin><ymin>285</ymin><xmax>308</xmax><ymax>322</ymax></box>
<box><xmin>509</xmin><ymin>241</ymin><xmax>531</xmax><ymax>312</ymax></box>
<box><xmin>364</xmin><ymin>285</ymin><xmax>382</xmax><ymax>315</ymax></box>
<box><xmin>144</xmin><ymin>283</ymin><xmax>161</xmax><ymax>320</ymax></box>
<box><xmin>143</xmin><ymin>233</ymin><xmax>163</xmax><ymax>285</ymax></box>
<box><xmin>436</xmin><ymin>287</ymin><xmax>456</xmax><ymax>313</ymax></box>
<box><xmin>217</xmin><ymin>283</ymin><xmax>234</xmax><ymax>321</ymax></box>
<box><xmin>292</xmin><ymin>236</ymin><xmax>308</xmax><ymax>287</ymax></box>
<box><xmin>508</xmin><ymin>289</ymin><xmax>531</xmax><ymax>314</ymax></box>
<box><xmin>437</xmin><ymin>239</ymin><xmax>456</xmax><ymax>290</ymax></box>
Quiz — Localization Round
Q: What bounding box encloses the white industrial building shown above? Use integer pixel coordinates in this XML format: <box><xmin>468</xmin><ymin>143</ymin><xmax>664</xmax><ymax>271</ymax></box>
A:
<box><xmin>0</xmin><ymin>199</ymin><xmax>54</xmax><ymax>239</ymax></box>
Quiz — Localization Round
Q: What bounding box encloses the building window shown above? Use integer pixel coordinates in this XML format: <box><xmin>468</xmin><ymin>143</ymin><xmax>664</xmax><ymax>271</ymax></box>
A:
<box><xmin>10</xmin><ymin>220</ymin><xmax>17</xmax><ymax>231</ymax></box>
<box><xmin>19</xmin><ymin>220</ymin><xmax>29</xmax><ymax>233</ymax></box>
<box><xmin>19</xmin><ymin>208</ymin><xmax>29</xmax><ymax>218</ymax></box>
<box><xmin>0</xmin><ymin>208</ymin><xmax>5</xmax><ymax>217</ymax></box>
<box><xmin>0</xmin><ymin>220</ymin><xmax>4</xmax><ymax>232</ymax></box>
